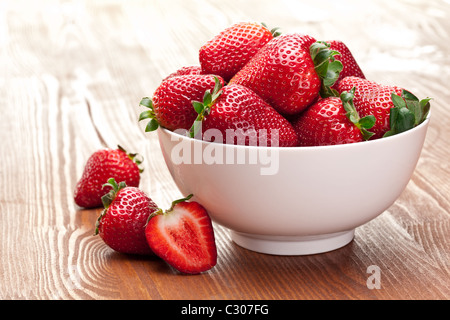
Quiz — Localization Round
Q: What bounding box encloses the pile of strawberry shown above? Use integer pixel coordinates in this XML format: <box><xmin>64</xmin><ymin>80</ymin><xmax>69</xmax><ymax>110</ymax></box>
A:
<box><xmin>74</xmin><ymin>22</ymin><xmax>432</xmax><ymax>275</ymax></box>
<box><xmin>139</xmin><ymin>22</ymin><xmax>430</xmax><ymax>146</ymax></box>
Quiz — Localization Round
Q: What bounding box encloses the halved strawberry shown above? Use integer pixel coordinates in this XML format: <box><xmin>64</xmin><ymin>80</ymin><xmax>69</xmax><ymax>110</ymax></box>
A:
<box><xmin>145</xmin><ymin>194</ymin><xmax>217</xmax><ymax>274</ymax></box>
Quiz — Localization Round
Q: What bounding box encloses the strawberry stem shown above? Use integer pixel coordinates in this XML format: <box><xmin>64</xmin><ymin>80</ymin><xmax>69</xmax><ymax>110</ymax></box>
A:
<box><xmin>101</xmin><ymin>178</ymin><xmax>126</xmax><ymax>209</ymax></box>
<box><xmin>189</xmin><ymin>76</ymin><xmax>223</xmax><ymax>138</ymax></box>
<box><xmin>340</xmin><ymin>88</ymin><xmax>375</xmax><ymax>140</ymax></box>
<box><xmin>310</xmin><ymin>41</ymin><xmax>343</xmax><ymax>98</ymax></box>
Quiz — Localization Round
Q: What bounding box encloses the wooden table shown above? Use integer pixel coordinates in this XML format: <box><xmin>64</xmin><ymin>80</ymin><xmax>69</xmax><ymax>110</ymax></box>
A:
<box><xmin>1</xmin><ymin>0</ymin><xmax>448</xmax><ymax>302</ymax></box>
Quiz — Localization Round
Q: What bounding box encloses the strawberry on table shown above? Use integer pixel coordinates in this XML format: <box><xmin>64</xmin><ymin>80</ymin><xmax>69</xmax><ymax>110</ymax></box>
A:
<box><xmin>327</xmin><ymin>40</ymin><xmax>365</xmax><ymax>90</ymax></box>
<box><xmin>338</xmin><ymin>76</ymin><xmax>430</xmax><ymax>139</ymax></box>
<box><xmin>95</xmin><ymin>178</ymin><xmax>158</xmax><ymax>255</ymax></box>
<box><xmin>229</xmin><ymin>34</ymin><xmax>343</xmax><ymax>115</ymax></box>
<box><xmin>139</xmin><ymin>74</ymin><xmax>226</xmax><ymax>132</ymax></box>
<box><xmin>190</xmin><ymin>78</ymin><xmax>299</xmax><ymax>147</ymax></box>
<box><xmin>145</xmin><ymin>194</ymin><xmax>217</xmax><ymax>274</ymax></box>
<box><xmin>199</xmin><ymin>22</ymin><xmax>279</xmax><ymax>82</ymax></box>
<box><xmin>293</xmin><ymin>89</ymin><xmax>375</xmax><ymax>146</ymax></box>
<box><xmin>74</xmin><ymin>145</ymin><xmax>143</xmax><ymax>208</ymax></box>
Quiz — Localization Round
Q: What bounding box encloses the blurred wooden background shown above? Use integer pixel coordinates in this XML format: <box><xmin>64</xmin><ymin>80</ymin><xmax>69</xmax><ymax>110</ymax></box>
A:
<box><xmin>0</xmin><ymin>0</ymin><xmax>449</xmax><ymax>300</ymax></box>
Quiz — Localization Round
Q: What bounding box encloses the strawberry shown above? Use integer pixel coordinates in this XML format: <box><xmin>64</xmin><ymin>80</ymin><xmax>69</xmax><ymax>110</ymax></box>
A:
<box><xmin>293</xmin><ymin>89</ymin><xmax>375</xmax><ymax>146</ymax></box>
<box><xmin>74</xmin><ymin>145</ymin><xmax>143</xmax><ymax>208</ymax></box>
<box><xmin>145</xmin><ymin>194</ymin><xmax>217</xmax><ymax>274</ymax></box>
<box><xmin>139</xmin><ymin>74</ymin><xmax>225</xmax><ymax>132</ymax></box>
<box><xmin>338</xmin><ymin>77</ymin><xmax>431</xmax><ymax>139</ymax></box>
<box><xmin>199</xmin><ymin>22</ymin><xmax>280</xmax><ymax>82</ymax></box>
<box><xmin>163</xmin><ymin>65</ymin><xmax>202</xmax><ymax>81</ymax></box>
<box><xmin>190</xmin><ymin>78</ymin><xmax>299</xmax><ymax>147</ymax></box>
<box><xmin>327</xmin><ymin>40</ymin><xmax>365</xmax><ymax>90</ymax></box>
<box><xmin>229</xmin><ymin>34</ymin><xmax>343</xmax><ymax>115</ymax></box>
<box><xmin>95</xmin><ymin>178</ymin><xmax>158</xmax><ymax>255</ymax></box>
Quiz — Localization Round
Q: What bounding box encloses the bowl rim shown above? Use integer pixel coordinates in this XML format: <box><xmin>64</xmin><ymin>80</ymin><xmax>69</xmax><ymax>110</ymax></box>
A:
<box><xmin>159</xmin><ymin>112</ymin><xmax>431</xmax><ymax>151</ymax></box>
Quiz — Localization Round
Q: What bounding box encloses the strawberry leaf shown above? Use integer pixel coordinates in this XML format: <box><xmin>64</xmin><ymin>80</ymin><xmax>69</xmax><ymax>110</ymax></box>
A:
<box><xmin>138</xmin><ymin>97</ymin><xmax>160</xmax><ymax>132</ymax></box>
<box><xmin>192</xmin><ymin>101</ymin><xmax>204</xmax><ymax>114</ymax></box>
<box><xmin>384</xmin><ymin>90</ymin><xmax>431</xmax><ymax>138</ymax></box>
<box><xmin>310</xmin><ymin>41</ymin><xmax>343</xmax><ymax>98</ymax></box>
<box><xmin>189</xmin><ymin>76</ymin><xmax>223</xmax><ymax>138</ymax></box>
<box><xmin>402</xmin><ymin>89</ymin><xmax>431</xmax><ymax>126</ymax></box>
<box><xmin>359</xmin><ymin>115</ymin><xmax>376</xmax><ymax>129</ymax></box>
<box><xmin>95</xmin><ymin>178</ymin><xmax>127</xmax><ymax>235</ymax></box>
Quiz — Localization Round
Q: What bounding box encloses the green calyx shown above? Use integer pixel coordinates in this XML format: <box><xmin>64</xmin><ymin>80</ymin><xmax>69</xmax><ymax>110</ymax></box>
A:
<box><xmin>138</xmin><ymin>97</ymin><xmax>160</xmax><ymax>132</ymax></box>
<box><xmin>340</xmin><ymin>88</ymin><xmax>376</xmax><ymax>141</ymax></box>
<box><xmin>310</xmin><ymin>41</ymin><xmax>344</xmax><ymax>98</ymax></box>
<box><xmin>117</xmin><ymin>144</ymin><xmax>144</xmax><ymax>173</ymax></box>
<box><xmin>94</xmin><ymin>178</ymin><xmax>127</xmax><ymax>235</ymax></box>
<box><xmin>189</xmin><ymin>76</ymin><xmax>223</xmax><ymax>138</ymax></box>
<box><xmin>261</xmin><ymin>22</ymin><xmax>281</xmax><ymax>37</ymax></box>
<box><xmin>383</xmin><ymin>90</ymin><xmax>431</xmax><ymax>137</ymax></box>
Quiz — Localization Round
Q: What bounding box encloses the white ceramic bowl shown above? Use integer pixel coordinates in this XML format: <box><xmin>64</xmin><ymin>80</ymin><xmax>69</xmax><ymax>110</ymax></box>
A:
<box><xmin>157</xmin><ymin>116</ymin><xmax>430</xmax><ymax>255</ymax></box>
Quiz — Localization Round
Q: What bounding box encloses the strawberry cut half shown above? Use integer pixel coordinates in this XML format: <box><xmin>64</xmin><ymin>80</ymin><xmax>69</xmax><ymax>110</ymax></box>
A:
<box><xmin>145</xmin><ymin>194</ymin><xmax>217</xmax><ymax>274</ymax></box>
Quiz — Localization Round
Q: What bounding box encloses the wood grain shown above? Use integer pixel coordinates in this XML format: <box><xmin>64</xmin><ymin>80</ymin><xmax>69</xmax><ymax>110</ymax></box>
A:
<box><xmin>0</xmin><ymin>0</ymin><xmax>448</xmax><ymax>300</ymax></box>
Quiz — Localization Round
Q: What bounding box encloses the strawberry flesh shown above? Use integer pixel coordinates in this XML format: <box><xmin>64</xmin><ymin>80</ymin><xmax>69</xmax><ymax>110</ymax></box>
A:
<box><xmin>145</xmin><ymin>198</ymin><xmax>217</xmax><ymax>274</ymax></box>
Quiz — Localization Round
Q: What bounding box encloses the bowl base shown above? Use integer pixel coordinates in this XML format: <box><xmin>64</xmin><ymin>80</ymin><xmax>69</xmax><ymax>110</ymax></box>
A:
<box><xmin>230</xmin><ymin>229</ymin><xmax>355</xmax><ymax>255</ymax></box>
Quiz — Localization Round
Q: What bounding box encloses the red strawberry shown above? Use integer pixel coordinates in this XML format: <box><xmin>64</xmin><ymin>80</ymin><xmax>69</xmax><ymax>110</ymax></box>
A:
<box><xmin>95</xmin><ymin>178</ymin><xmax>158</xmax><ymax>255</ymax></box>
<box><xmin>145</xmin><ymin>194</ymin><xmax>217</xmax><ymax>274</ymax></box>
<box><xmin>190</xmin><ymin>80</ymin><xmax>298</xmax><ymax>147</ymax></box>
<box><xmin>229</xmin><ymin>34</ymin><xmax>343</xmax><ymax>115</ymax></box>
<box><xmin>74</xmin><ymin>145</ymin><xmax>142</xmax><ymax>208</ymax></box>
<box><xmin>293</xmin><ymin>89</ymin><xmax>375</xmax><ymax>146</ymax></box>
<box><xmin>327</xmin><ymin>40</ymin><xmax>365</xmax><ymax>90</ymax></box>
<box><xmin>199</xmin><ymin>22</ymin><xmax>279</xmax><ymax>82</ymax></box>
<box><xmin>163</xmin><ymin>65</ymin><xmax>202</xmax><ymax>81</ymax></box>
<box><xmin>338</xmin><ymin>77</ymin><xmax>431</xmax><ymax>139</ymax></box>
<box><xmin>139</xmin><ymin>74</ymin><xmax>225</xmax><ymax>132</ymax></box>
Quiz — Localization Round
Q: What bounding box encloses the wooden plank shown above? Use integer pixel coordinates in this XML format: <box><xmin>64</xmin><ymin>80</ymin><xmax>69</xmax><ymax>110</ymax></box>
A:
<box><xmin>0</xmin><ymin>0</ymin><xmax>448</xmax><ymax>300</ymax></box>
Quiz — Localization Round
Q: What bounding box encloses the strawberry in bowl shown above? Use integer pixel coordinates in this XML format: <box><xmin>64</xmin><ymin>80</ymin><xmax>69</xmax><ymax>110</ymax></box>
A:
<box><xmin>139</xmin><ymin>23</ymin><xmax>431</xmax><ymax>255</ymax></box>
